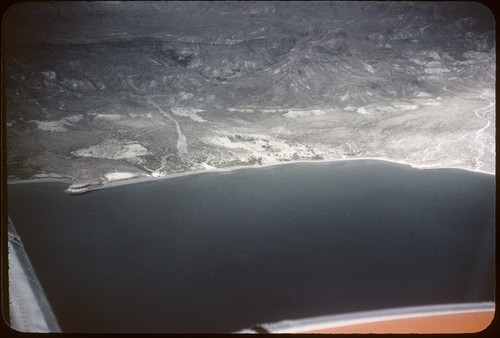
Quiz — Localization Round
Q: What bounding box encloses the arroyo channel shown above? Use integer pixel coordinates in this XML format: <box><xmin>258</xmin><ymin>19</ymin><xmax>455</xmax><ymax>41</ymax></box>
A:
<box><xmin>7</xmin><ymin>160</ymin><xmax>495</xmax><ymax>332</ymax></box>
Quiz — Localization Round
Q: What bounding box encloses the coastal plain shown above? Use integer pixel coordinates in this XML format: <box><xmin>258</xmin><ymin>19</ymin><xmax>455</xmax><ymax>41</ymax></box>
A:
<box><xmin>3</xmin><ymin>2</ymin><xmax>495</xmax><ymax>189</ymax></box>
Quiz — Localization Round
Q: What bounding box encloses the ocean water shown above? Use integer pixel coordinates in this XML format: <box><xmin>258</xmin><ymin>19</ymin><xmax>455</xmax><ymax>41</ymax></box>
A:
<box><xmin>7</xmin><ymin>160</ymin><xmax>495</xmax><ymax>332</ymax></box>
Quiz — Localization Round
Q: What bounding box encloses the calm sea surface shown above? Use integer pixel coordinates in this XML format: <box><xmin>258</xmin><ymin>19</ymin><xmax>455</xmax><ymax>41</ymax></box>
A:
<box><xmin>8</xmin><ymin>160</ymin><xmax>495</xmax><ymax>332</ymax></box>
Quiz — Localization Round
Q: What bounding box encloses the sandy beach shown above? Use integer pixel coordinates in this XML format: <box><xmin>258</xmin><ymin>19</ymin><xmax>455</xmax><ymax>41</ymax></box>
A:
<box><xmin>7</xmin><ymin>157</ymin><xmax>495</xmax><ymax>194</ymax></box>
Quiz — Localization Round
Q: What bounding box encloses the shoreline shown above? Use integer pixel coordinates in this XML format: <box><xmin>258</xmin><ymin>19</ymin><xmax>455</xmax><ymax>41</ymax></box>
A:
<box><xmin>6</xmin><ymin>157</ymin><xmax>495</xmax><ymax>193</ymax></box>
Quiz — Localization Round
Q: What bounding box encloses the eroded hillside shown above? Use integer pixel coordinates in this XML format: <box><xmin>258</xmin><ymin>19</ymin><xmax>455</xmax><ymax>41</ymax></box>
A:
<box><xmin>4</xmin><ymin>2</ymin><xmax>495</xmax><ymax>184</ymax></box>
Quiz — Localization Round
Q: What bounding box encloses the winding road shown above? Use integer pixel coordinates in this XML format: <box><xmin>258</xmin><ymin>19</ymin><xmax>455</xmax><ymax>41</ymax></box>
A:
<box><xmin>422</xmin><ymin>85</ymin><xmax>494</xmax><ymax>172</ymax></box>
<box><xmin>472</xmin><ymin>91</ymin><xmax>495</xmax><ymax>170</ymax></box>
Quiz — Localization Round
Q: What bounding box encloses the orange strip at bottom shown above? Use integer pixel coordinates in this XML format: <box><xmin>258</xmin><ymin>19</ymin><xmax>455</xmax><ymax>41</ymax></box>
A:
<box><xmin>303</xmin><ymin>310</ymin><xmax>495</xmax><ymax>334</ymax></box>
